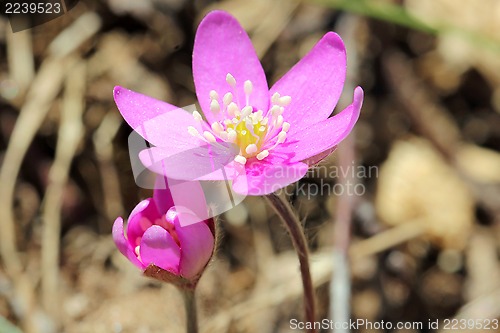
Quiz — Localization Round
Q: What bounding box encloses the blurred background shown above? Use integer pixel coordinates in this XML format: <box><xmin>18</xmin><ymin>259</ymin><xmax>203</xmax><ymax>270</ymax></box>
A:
<box><xmin>1</xmin><ymin>0</ymin><xmax>500</xmax><ymax>332</ymax></box>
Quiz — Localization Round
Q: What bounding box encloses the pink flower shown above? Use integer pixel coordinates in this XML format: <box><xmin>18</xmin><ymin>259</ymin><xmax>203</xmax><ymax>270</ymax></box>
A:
<box><xmin>114</xmin><ymin>10</ymin><xmax>363</xmax><ymax>196</ymax></box>
<box><xmin>112</xmin><ymin>181</ymin><xmax>215</xmax><ymax>281</ymax></box>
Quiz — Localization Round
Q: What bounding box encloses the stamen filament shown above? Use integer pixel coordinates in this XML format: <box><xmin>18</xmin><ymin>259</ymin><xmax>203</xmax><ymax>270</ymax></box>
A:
<box><xmin>244</xmin><ymin>80</ymin><xmax>253</xmax><ymax>106</ymax></box>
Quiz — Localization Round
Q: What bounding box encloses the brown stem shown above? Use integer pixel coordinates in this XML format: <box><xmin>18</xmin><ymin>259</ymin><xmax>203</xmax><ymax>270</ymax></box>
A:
<box><xmin>181</xmin><ymin>288</ymin><xmax>198</xmax><ymax>333</ymax></box>
<box><xmin>265</xmin><ymin>193</ymin><xmax>316</xmax><ymax>333</ymax></box>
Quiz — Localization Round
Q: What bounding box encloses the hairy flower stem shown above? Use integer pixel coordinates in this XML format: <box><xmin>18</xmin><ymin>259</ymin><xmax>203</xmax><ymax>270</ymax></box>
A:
<box><xmin>265</xmin><ymin>193</ymin><xmax>316</xmax><ymax>333</ymax></box>
<box><xmin>181</xmin><ymin>288</ymin><xmax>198</xmax><ymax>333</ymax></box>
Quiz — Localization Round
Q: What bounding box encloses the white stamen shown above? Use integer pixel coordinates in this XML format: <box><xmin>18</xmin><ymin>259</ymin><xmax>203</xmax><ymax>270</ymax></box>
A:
<box><xmin>255</xmin><ymin>110</ymin><xmax>263</xmax><ymax>121</ymax></box>
<box><xmin>135</xmin><ymin>246</ymin><xmax>141</xmax><ymax>256</ymax></box>
<box><xmin>226</xmin><ymin>73</ymin><xmax>236</xmax><ymax>87</ymax></box>
<box><xmin>276</xmin><ymin>115</ymin><xmax>284</xmax><ymax>128</ymax></box>
<box><xmin>271</xmin><ymin>92</ymin><xmax>281</xmax><ymax>105</ymax></box>
<box><xmin>249</xmin><ymin>113</ymin><xmax>258</xmax><ymax>125</ymax></box>
<box><xmin>256</xmin><ymin>150</ymin><xmax>269</xmax><ymax>160</ymax></box>
<box><xmin>279</xmin><ymin>96</ymin><xmax>292</xmax><ymax>106</ymax></box>
<box><xmin>210</xmin><ymin>99</ymin><xmax>220</xmax><ymax>113</ymax></box>
<box><xmin>244</xmin><ymin>80</ymin><xmax>253</xmax><ymax>95</ymax></box>
<box><xmin>219</xmin><ymin>131</ymin><xmax>229</xmax><ymax>141</ymax></box>
<box><xmin>270</xmin><ymin>105</ymin><xmax>281</xmax><ymax>117</ymax></box>
<box><xmin>227</xmin><ymin>102</ymin><xmax>238</xmax><ymax>117</ymax></box>
<box><xmin>241</xmin><ymin>106</ymin><xmax>252</xmax><ymax>118</ymax></box>
<box><xmin>211</xmin><ymin>122</ymin><xmax>223</xmax><ymax>133</ymax></box>
<box><xmin>203</xmin><ymin>131</ymin><xmax>217</xmax><ymax>143</ymax></box>
<box><xmin>234</xmin><ymin>155</ymin><xmax>247</xmax><ymax>164</ymax></box>
<box><xmin>245</xmin><ymin>144</ymin><xmax>258</xmax><ymax>155</ymax></box>
<box><xmin>209</xmin><ymin>90</ymin><xmax>219</xmax><ymax>100</ymax></box>
<box><xmin>194</xmin><ymin>85</ymin><xmax>292</xmax><ymax>164</ymax></box>
<box><xmin>277</xmin><ymin>131</ymin><xmax>287</xmax><ymax>144</ymax></box>
<box><xmin>223</xmin><ymin>92</ymin><xmax>233</xmax><ymax>106</ymax></box>
<box><xmin>188</xmin><ymin>126</ymin><xmax>200</xmax><ymax>137</ymax></box>
<box><xmin>192</xmin><ymin>111</ymin><xmax>203</xmax><ymax>122</ymax></box>
<box><xmin>227</xmin><ymin>129</ymin><xmax>237</xmax><ymax>143</ymax></box>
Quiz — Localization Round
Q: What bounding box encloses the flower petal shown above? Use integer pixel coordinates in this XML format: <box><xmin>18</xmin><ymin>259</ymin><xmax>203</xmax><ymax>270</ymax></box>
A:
<box><xmin>233</xmin><ymin>156</ymin><xmax>309</xmax><ymax>196</ymax></box>
<box><xmin>302</xmin><ymin>146</ymin><xmax>337</xmax><ymax>166</ymax></box>
<box><xmin>139</xmin><ymin>143</ymin><xmax>240</xmax><ymax>181</ymax></box>
<box><xmin>193</xmin><ymin>10</ymin><xmax>269</xmax><ymax>124</ymax></box>
<box><xmin>114</xmin><ymin>86</ymin><xmax>204</xmax><ymax>148</ymax></box>
<box><xmin>112</xmin><ymin>217</ymin><xmax>145</xmax><ymax>269</ymax></box>
<box><xmin>114</xmin><ymin>86</ymin><xmax>179</xmax><ymax>130</ymax></box>
<box><xmin>126</xmin><ymin>198</ymin><xmax>160</xmax><ymax>248</ymax></box>
<box><xmin>153</xmin><ymin>177</ymin><xmax>175</xmax><ymax>215</ymax></box>
<box><xmin>270</xmin><ymin>32</ymin><xmax>347</xmax><ymax>132</ymax></box>
<box><xmin>171</xmin><ymin>210</ymin><xmax>214</xmax><ymax>279</ymax></box>
<box><xmin>276</xmin><ymin>87</ymin><xmax>363</xmax><ymax>164</ymax></box>
<box><xmin>140</xmin><ymin>225</ymin><xmax>181</xmax><ymax>274</ymax></box>
<box><xmin>155</xmin><ymin>177</ymin><xmax>211</xmax><ymax>224</ymax></box>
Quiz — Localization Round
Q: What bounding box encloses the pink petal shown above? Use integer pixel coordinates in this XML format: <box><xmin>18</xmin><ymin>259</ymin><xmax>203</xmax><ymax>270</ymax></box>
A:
<box><xmin>139</xmin><ymin>143</ymin><xmax>240</xmax><ymax>181</ymax></box>
<box><xmin>155</xmin><ymin>177</ymin><xmax>211</xmax><ymax>224</ymax></box>
<box><xmin>232</xmin><ymin>156</ymin><xmax>309</xmax><ymax>196</ymax></box>
<box><xmin>114</xmin><ymin>86</ymin><xmax>178</xmax><ymax>130</ymax></box>
<box><xmin>270</xmin><ymin>32</ymin><xmax>347</xmax><ymax>132</ymax></box>
<box><xmin>153</xmin><ymin>177</ymin><xmax>175</xmax><ymax>215</ymax></box>
<box><xmin>126</xmin><ymin>198</ymin><xmax>160</xmax><ymax>248</ymax></box>
<box><xmin>112</xmin><ymin>217</ymin><xmax>145</xmax><ymax>269</ymax></box>
<box><xmin>193</xmin><ymin>11</ymin><xmax>269</xmax><ymax>124</ymax></box>
<box><xmin>276</xmin><ymin>87</ymin><xmax>363</xmax><ymax>163</ymax></box>
<box><xmin>170</xmin><ymin>210</ymin><xmax>214</xmax><ymax>279</ymax></box>
<box><xmin>114</xmin><ymin>86</ymin><xmax>203</xmax><ymax>148</ymax></box>
<box><xmin>140</xmin><ymin>225</ymin><xmax>181</xmax><ymax>274</ymax></box>
<box><xmin>302</xmin><ymin>146</ymin><xmax>337</xmax><ymax>166</ymax></box>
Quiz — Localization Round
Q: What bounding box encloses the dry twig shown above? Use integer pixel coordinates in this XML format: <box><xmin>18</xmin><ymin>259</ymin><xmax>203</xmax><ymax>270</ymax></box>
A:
<box><xmin>41</xmin><ymin>60</ymin><xmax>86</xmax><ymax>320</ymax></box>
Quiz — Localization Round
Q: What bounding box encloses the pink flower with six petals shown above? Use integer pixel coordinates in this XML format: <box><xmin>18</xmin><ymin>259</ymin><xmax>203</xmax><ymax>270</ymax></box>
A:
<box><xmin>114</xmin><ymin>10</ymin><xmax>363</xmax><ymax>196</ymax></box>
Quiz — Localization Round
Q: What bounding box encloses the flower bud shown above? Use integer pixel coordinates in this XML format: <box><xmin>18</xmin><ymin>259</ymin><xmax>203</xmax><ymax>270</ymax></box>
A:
<box><xmin>113</xmin><ymin>187</ymin><xmax>215</xmax><ymax>287</ymax></box>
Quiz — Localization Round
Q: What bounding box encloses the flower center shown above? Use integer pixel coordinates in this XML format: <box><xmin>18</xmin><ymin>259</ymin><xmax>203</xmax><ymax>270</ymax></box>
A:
<box><xmin>187</xmin><ymin>73</ymin><xmax>291</xmax><ymax>165</ymax></box>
